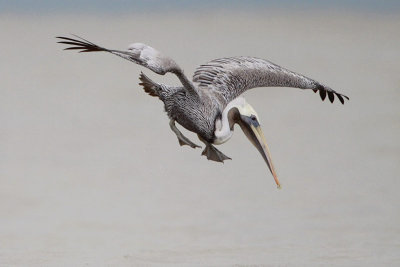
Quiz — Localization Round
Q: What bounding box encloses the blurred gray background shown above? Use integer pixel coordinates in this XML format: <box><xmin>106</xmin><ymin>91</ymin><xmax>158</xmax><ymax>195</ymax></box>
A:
<box><xmin>1</xmin><ymin>1</ymin><xmax>399</xmax><ymax>266</ymax></box>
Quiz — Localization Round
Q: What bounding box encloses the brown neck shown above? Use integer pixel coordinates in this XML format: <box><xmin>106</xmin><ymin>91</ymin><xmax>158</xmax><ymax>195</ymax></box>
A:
<box><xmin>227</xmin><ymin>107</ymin><xmax>240</xmax><ymax>130</ymax></box>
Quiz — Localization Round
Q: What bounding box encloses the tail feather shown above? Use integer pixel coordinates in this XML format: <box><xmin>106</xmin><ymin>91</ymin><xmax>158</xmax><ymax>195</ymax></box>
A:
<box><xmin>139</xmin><ymin>72</ymin><xmax>160</xmax><ymax>97</ymax></box>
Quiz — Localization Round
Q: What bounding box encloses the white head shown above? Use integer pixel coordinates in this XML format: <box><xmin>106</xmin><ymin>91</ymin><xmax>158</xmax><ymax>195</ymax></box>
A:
<box><xmin>214</xmin><ymin>97</ymin><xmax>280</xmax><ymax>188</ymax></box>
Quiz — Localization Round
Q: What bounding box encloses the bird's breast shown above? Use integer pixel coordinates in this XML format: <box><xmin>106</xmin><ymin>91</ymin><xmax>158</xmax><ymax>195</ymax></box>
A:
<box><xmin>169</xmin><ymin>98</ymin><xmax>220</xmax><ymax>142</ymax></box>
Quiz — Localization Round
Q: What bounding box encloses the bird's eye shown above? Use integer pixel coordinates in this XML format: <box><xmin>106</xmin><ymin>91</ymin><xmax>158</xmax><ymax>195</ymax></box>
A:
<box><xmin>251</xmin><ymin>115</ymin><xmax>257</xmax><ymax>121</ymax></box>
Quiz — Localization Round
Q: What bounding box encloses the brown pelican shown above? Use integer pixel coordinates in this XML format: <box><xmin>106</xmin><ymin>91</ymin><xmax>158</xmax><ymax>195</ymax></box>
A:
<box><xmin>57</xmin><ymin>35</ymin><xmax>349</xmax><ymax>188</ymax></box>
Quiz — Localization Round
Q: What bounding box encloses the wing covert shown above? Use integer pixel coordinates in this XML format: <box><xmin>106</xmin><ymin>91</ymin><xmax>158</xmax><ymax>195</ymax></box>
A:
<box><xmin>193</xmin><ymin>56</ymin><xmax>348</xmax><ymax>104</ymax></box>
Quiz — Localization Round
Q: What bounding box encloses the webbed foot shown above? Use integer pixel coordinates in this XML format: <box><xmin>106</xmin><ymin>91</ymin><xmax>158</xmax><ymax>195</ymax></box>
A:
<box><xmin>177</xmin><ymin>136</ymin><xmax>202</xmax><ymax>148</ymax></box>
<box><xmin>169</xmin><ymin>119</ymin><xmax>201</xmax><ymax>149</ymax></box>
<box><xmin>201</xmin><ymin>143</ymin><xmax>231</xmax><ymax>163</ymax></box>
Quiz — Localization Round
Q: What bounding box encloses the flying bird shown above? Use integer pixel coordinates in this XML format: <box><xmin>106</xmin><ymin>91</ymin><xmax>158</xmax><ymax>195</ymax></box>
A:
<box><xmin>57</xmin><ymin>35</ymin><xmax>349</xmax><ymax>188</ymax></box>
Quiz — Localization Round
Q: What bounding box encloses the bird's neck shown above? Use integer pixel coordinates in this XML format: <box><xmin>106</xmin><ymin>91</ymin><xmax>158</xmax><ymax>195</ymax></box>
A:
<box><xmin>214</xmin><ymin>117</ymin><xmax>233</xmax><ymax>145</ymax></box>
<box><xmin>213</xmin><ymin>98</ymin><xmax>244</xmax><ymax>145</ymax></box>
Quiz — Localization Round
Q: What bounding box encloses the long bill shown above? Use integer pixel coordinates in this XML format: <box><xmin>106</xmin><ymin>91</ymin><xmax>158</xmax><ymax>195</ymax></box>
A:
<box><xmin>239</xmin><ymin>120</ymin><xmax>281</xmax><ymax>188</ymax></box>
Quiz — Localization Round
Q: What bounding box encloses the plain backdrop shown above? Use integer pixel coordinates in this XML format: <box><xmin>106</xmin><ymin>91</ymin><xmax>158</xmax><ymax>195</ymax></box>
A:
<box><xmin>1</xmin><ymin>4</ymin><xmax>399</xmax><ymax>266</ymax></box>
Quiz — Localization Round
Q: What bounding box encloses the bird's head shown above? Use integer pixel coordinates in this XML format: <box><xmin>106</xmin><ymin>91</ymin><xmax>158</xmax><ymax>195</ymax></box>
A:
<box><xmin>216</xmin><ymin>97</ymin><xmax>280</xmax><ymax>188</ymax></box>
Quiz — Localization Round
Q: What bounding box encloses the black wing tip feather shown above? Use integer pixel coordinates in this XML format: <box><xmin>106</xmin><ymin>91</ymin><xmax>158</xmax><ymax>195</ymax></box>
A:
<box><xmin>56</xmin><ymin>35</ymin><xmax>106</xmax><ymax>53</ymax></box>
<box><xmin>315</xmin><ymin>84</ymin><xmax>349</xmax><ymax>105</ymax></box>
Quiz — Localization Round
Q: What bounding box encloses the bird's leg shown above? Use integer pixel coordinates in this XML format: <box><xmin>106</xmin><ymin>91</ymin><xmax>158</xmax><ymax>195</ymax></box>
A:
<box><xmin>169</xmin><ymin>119</ymin><xmax>201</xmax><ymax>149</ymax></box>
<box><xmin>198</xmin><ymin>135</ymin><xmax>231</xmax><ymax>163</ymax></box>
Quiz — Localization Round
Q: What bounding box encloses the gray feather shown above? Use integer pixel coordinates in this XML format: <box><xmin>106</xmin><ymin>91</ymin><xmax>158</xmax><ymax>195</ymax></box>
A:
<box><xmin>193</xmin><ymin>56</ymin><xmax>349</xmax><ymax>105</ymax></box>
<box><xmin>58</xmin><ymin>36</ymin><xmax>349</xmax><ymax>144</ymax></box>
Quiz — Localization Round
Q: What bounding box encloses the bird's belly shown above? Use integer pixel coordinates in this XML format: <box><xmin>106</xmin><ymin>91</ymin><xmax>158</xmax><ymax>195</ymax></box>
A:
<box><xmin>173</xmin><ymin>111</ymin><xmax>215</xmax><ymax>142</ymax></box>
<box><xmin>167</xmin><ymin>96</ymin><xmax>220</xmax><ymax>142</ymax></box>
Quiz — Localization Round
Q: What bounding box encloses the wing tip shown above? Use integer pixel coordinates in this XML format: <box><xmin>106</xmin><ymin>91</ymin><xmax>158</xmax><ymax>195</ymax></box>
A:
<box><xmin>56</xmin><ymin>34</ymin><xmax>105</xmax><ymax>53</ymax></box>
<box><xmin>316</xmin><ymin>84</ymin><xmax>349</xmax><ymax>105</ymax></box>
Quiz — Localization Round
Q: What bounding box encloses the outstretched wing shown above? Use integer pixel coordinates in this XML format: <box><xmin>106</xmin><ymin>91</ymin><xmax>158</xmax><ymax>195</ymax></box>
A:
<box><xmin>193</xmin><ymin>56</ymin><xmax>349</xmax><ymax>104</ymax></box>
<box><xmin>57</xmin><ymin>35</ymin><xmax>196</xmax><ymax>94</ymax></box>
